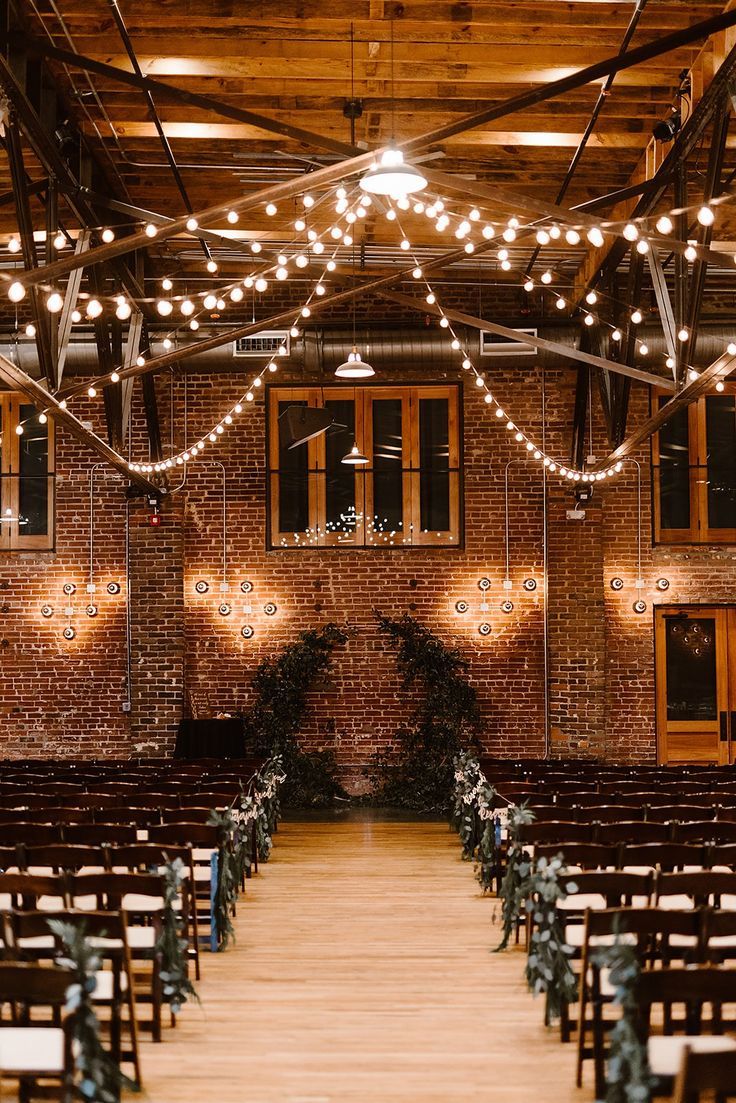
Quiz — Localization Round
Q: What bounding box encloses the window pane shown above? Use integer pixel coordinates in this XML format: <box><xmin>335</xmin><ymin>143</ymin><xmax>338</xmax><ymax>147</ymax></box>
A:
<box><xmin>277</xmin><ymin>400</ymin><xmax>309</xmax><ymax>532</ymax></box>
<box><xmin>372</xmin><ymin>398</ymin><xmax>404</xmax><ymax>536</ymax></box>
<box><xmin>419</xmin><ymin>397</ymin><xmax>450</xmax><ymax>532</ymax></box>
<box><xmin>324</xmin><ymin>399</ymin><xmax>357</xmax><ymax>537</ymax></box>
<box><xmin>18</xmin><ymin>404</ymin><xmax>49</xmax><ymax>536</ymax></box>
<box><xmin>658</xmin><ymin>399</ymin><xmax>690</xmax><ymax>530</ymax></box>
<box><xmin>705</xmin><ymin>394</ymin><xmax>736</xmax><ymax>529</ymax></box>
<box><xmin>665</xmin><ymin>617</ymin><xmax>717</xmax><ymax>721</ymax></box>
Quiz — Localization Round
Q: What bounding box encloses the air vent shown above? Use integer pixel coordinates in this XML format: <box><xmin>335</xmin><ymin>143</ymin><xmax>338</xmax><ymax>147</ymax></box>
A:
<box><xmin>233</xmin><ymin>330</ymin><xmax>290</xmax><ymax>358</ymax></box>
<box><xmin>480</xmin><ymin>328</ymin><xmax>537</xmax><ymax>357</ymax></box>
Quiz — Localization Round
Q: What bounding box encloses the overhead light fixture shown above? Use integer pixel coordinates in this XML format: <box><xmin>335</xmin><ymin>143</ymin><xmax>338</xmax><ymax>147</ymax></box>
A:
<box><xmin>652</xmin><ymin>108</ymin><xmax>681</xmax><ymax>143</ymax></box>
<box><xmin>335</xmin><ymin>347</ymin><xmax>375</xmax><ymax>379</ymax></box>
<box><xmin>359</xmin><ymin>147</ymin><xmax>428</xmax><ymax>199</ymax></box>
<box><xmin>341</xmin><ymin>443</ymin><xmax>369</xmax><ymax>465</ymax></box>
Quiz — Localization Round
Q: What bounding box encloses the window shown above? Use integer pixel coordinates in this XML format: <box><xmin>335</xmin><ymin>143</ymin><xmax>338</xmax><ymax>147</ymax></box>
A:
<box><xmin>267</xmin><ymin>384</ymin><xmax>462</xmax><ymax>548</ymax></box>
<box><xmin>652</xmin><ymin>385</ymin><xmax>736</xmax><ymax>543</ymax></box>
<box><xmin>0</xmin><ymin>394</ymin><xmax>54</xmax><ymax>551</ymax></box>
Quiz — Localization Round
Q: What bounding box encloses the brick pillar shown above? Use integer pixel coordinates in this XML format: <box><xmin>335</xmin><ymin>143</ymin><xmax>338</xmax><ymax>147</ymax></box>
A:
<box><xmin>128</xmin><ymin>497</ymin><xmax>185</xmax><ymax>754</ymax></box>
<box><xmin>546</xmin><ymin>484</ymin><xmax>607</xmax><ymax>756</ymax></box>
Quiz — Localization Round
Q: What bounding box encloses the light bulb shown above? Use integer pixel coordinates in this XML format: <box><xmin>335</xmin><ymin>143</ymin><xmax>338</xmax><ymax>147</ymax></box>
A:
<box><xmin>666</xmin><ymin>356</ymin><xmax>675</xmax><ymax>370</ymax></box>
<box><xmin>501</xmin><ymin>259</ymin><xmax>511</xmax><ymax>271</ymax></box>
<box><xmin>15</xmin><ymin>423</ymin><xmax>23</xmax><ymax>435</ymax></box>
<box><xmin>541</xmin><ymin>271</ymin><xmax>552</xmax><ymax>284</ymax></box>
<box><xmin>186</xmin><ymin>217</ymin><xmax>198</xmax><ymax>231</ymax></box>
<box><xmin>25</xmin><ymin>323</ymin><xmax>36</xmax><ymax>337</ymax></box>
<box><xmin>71</xmin><ymin>310</ymin><xmax>82</xmax><ymax>323</ymax></box>
<box><xmin>426</xmin><ymin>293</ymin><xmax>436</xmax><ymax>304</ymax></box>
<box><xmin>8</xmin><ymin>281</ymin><xmax>25</xmax><ymax>302</ymax></box>
<box><xmin>115</xmin><ymin>301</ymin><xmax>131</xmax><ymax>320</ymax></box>
<box><xmin>110</xmin><ymin>371</ymin><xmax>120</xmax><ymax>383</ymax></box>
<box><xmin>266</xmin><ymin>203</ymin><xmax>277</xmax><ymax>216</ymax></box>
<box><xmin>412</xmin><ymin>267</ymin><xmax>423</xmax><ymax>279</ymax></box>
<box><xmin>623</xmin><ymin>223</ymin><xmax>639</xmax><ymax>241</ymax></box>
<box><xmin>475</xmin><ymin>375</ymin><xmax>484</xmax><ymax>388</ymax></box>
<box><xmin>216</xmin><ymin>298</ymin><xmax>226</xmax><ymax>310</ymax></box>
<box><xmin>53</xmin><ymin>232</ymin><xmax>66</xmax><ymax>250</ymax></box>
<box><xmin>144</xmin><ymin>223</ymin><xmax>157</xmax><ymax>238</ymax></box>
<box><xmin>716</xmin><ymin>380</ymin><xmax>725</xmax><ymax>392</ymax></box>
<box><xmin>584</xmin><ymin>313</ymin><xmax>594</xmax><ymax>326</ymax></box>
<box><xmin>206</xmin><ymin>259</ymin><xmax>218</xmax><ymax>273</ymax></box>
<box><xmin>38</xmin><ymin>412</ymin><xmax>47</xmax><ymax>424</ymax></box>
<box><xmin>502</xmin><ymin>227</ymin><xmax>516</xmax><ymax>243</ymax></box>
<box><xmin>230</xmin><ymin>286</ymin><xmax>244</xmax><ymax>302</ymax></box>
<box><xmin>190</xmin><ymin>319</ymin><xmax>199</xmax><ymax>330</ymax></box>
<box><xmin>276</xmin><ymin>266</ymin><xmax>288</xmax><ymax>281</ymax></box>
<box><xmin>688</xmin><ymin>368</ymin><xmax>699</xmax><ymax>382</ymax></box>
<box><xmin>46</xmin><ymin>291</ymin><xmax>63</xmax><ymax>313</ymax></box>
<box><xmin>295</xmin><ymin>254</ymin><xmax>308</xmax><ymax>268</ymax></box>
<box><xmin>303</xmin><ymin>194</ymin><xmax>314</xmax><ymax>208</ymax></box>
<box><xmin>549</xmin><ymin>225</ymin><xmax>561</xmax><ymax>240</ymax></box>
<box><xmin>180</xmin><ymin>299</ymin><xmax>194</xmax><ymax>316</ymax></box>
<box><xmin>227</xmin><ymin>210</ymin><xmax>239</xmax><ymax>224</ymax></box>
<box><xmin>136</xmin><ymin>355</ymin><xmax>145</xmax><ymax>367</ymax></box>
<box><xmin>523</xmin><ymin>278</ymin><xmax>534</xmax><ymax>292</ymax></box>
<box><xmin>203</xmin><ymin>294</ymin><xmax>217</xmax><ymax>309</ymax></box>
<box><xmin>101</xmin><ymin>228</ymin><xmax>115</xmax><ymax>243</ymax></box>
<box><xmin>585</xmin><ymin>291</ymin><xmax>597</xmax><ymax>305</ymax></box>
<box><xmin>162</xmin><ymin>277</ymin><xmax>173</xmax><ymax>291</ymax></box>
<box><xmin>636</xmin><ymin>239</ymin><xmax>649</xmax><ymax>254</ymax></box>
<box><xmin>565</xmin><ymin>228</ymin><xmax>580</xmax><ymax>245</ymax></box>
<box><xmin>163</xmin><ymin>338</ymin><xmax>172</xmax><ymax>350</ymax></box>
<box><xmin>556</xmin><ymin>297</ymin><xmax>566</xmax><ymax>310</ymax></box>
<box><xmin>656</xmin><ymin>215</ymin><xmax>673</xmax><ymax>235</ymax></box>
<box><xmin>639</xmin><ymin>343</ymin><xmax>649</xmax><ymax>355</ymax></box>
<box><xmin>611</xmin><ymin>329</ymin><xmax>622</xmax><ymax>341</ymax></box>
<box><xmin>255</xmin><ymin>278</ymin><xmax>268</xmax><ymax>293</ymax></box>
<box><xmin>678</xmin><ymin>327</ymin><xmax>689</xmax><ymax>342</ymax></box>
<box><xmin>587</xmin><ymin>227</ymin><xmax>604</xmax><ymax>248</ymax></box>
<box><xmin>685</xmin><ymin>243</ymin><xmax>697</xmax><ymax>262</ymax></box>
<box><xmin>631</xmin><ymin>309</ymin><xmax>642</xmax><ymax>324</ymax></box>
<box><xmin>697</xmin><ymin>204</ymin><xmax>715</xmax><ymax>227</ymax></box>
<box><xmin>536</xmin><ymin>229</ymin><xmax>550</xmax><ymax>245</ymax></box>
<box><xmin>400</xmin><ymin>239</ymin><xmax>411</xmax><ymax>251</ymax></box>
<box><xmin>728</xmin><ymin>343</ymin><xmax>736</xmax><ymax>356</ymax></box>
<box><xmin>315</xmin><ymin>283</ymin><xmax>326</xmax><ymax>296</ymax></box>
<box><xmin>86</xmin><ymin>299</ymin><xmax>103</xmax><ymax>318</ymax></box>
<box><xmin>157</xmin><ymin>299</ymin><xmax>173</xmax><ymax>316</ymax></box>
<box><xmin>7</xmin><ymin>237</ymin><xmax>20</xmax><ymax>253</ymax></box>
<box><xmin>87</xmin><ymin>386</ymin><xmax>97</xmax><ymax>398</ymax></box>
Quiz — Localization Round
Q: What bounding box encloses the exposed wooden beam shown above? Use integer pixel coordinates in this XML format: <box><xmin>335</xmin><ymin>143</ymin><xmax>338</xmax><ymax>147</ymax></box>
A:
<box><xmin>0</xmin><ymin>351</ymin><xmax>157</xmax><ymax>493</ymax></box>
<box><xmin>379</xmin><ymin>291</ymin><xmax>677</xmax><ymax>390</ymax></box>
<box><xmin>56</xmin><ymin>230</ymin><xmax>91</xmax><ymax>390</ymax></box>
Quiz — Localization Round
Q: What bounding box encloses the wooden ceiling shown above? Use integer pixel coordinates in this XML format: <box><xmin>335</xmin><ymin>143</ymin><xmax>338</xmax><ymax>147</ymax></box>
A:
<box><xmin>5</xmin><ymin>0</ymin><xmax>736</xmax><ymax>317</ymax></box>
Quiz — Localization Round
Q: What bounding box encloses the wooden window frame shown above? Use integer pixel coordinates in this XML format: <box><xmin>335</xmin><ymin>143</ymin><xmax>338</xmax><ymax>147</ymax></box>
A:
<box><xmin>652</xmin><ymin>384</ymin><xmax>736</xmax><ymax>545</ymax></box>
<box><xmin>0</xmin><ymin>394</ymin><xmax>55</xmax><ymax>552</ymax></box>
<box><xmin>266</xmin><ymin>382</ymin><xmax>463</xmax><ymax>550</ymax></box>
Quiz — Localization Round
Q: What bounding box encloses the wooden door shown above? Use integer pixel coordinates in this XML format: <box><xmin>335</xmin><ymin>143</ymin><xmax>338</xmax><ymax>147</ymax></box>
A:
<box><xmin>655</xmin><ymin>606</ymin><xmax>729</xmax><ymax>764</ymax></box>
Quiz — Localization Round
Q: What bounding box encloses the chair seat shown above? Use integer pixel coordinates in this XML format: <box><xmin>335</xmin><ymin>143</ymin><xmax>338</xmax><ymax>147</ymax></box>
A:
<box><xmin>17</xmin><ymin>935</ymin><xmax>55</xmax><ymax>950</ymax></box>
<box><xmin>658</xmin><ymin>895</ymin><xmax>695</xmax><ymax>911</ymax></box>
<box><xmin>565</xmin><ymin>927</ymin><xmax>636</xmax><ymax>949</ymax></box>
<box><xmin>648</xmin><ymin>1035</ymin><xmax>736</xmax><ymax>1079</ymax></box>
<box><xmin>122</xmin><ymin>893</ymin><xmax>165</xmax><ymax>912</ymax></box>
<box><xmin>0</xmin><ymin>1027</ymin><xmax>64</xmax><ymax>1073</ymax></box>
<box><xmin>668</xmin><ymin>933</ymin><xmax>700</xmax><ymax>948</ymax></box>
<box><xmin>192</xmin><ymin>848</ymin><xmax>215</xmax><ymax>863</ymax></box>
<box><xmin>559</xmin><ymin>893</ymin><xmax>608</xmax><ymax>912</ymax></box>
<box><xmin>93</xmin><ymin>970</ymin><xmax>128</xmax><ymax>1001</ymax></box>
<box><xmin>126</xmin><ymin>926</ymin><xmax>157</xmax><ymax>949</ymax></box>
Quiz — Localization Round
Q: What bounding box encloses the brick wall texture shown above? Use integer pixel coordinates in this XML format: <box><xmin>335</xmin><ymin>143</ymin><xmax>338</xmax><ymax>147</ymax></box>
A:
<box><xmin>2</xmin><ymin>317</ymin><xmax>735</xmax><ymax>786</ymax></box>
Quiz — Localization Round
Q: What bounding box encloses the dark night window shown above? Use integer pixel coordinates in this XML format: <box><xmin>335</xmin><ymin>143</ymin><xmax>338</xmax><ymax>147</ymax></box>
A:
<box><xmin>267</xmin><ymin>384</ymin><xmax>461</xmax><ymax>548</ymax></box>
<box><xmin>0</xmin><ymin>394</ymin><xmax>54</xmax><ymax>551</ymax></box>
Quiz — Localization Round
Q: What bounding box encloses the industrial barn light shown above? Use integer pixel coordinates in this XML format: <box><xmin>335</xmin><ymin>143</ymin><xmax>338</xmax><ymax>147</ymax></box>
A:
<box><xmin>360</xmin><ymin>147</ymin><xmax>428</xmax><ymax>200</ymax></box>
<box><xmin>652</xmin><ymin>108</ymin><xmax>681</xmax><ymax>142</ymax></box>
<box><xmin>334</xmin><ymin>347</ymin><xmax>375</xmax><ymax>379</ymax></box>
<box><xmin>279</xmin><ymin>405</ymin><xmax>335</xmax><ymax>449</ymax></box>
<box><xmin>341</xmin><ymin>443</ymin><xmax>369</xmax><ymax>466</ymax></box>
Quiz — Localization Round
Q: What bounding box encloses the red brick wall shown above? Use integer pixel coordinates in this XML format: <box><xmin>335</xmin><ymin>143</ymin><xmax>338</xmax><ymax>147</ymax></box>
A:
<box><xmin>1</xmin><ymin>326</ymin><xmax>735</xmax><ymax>779</ymax></box>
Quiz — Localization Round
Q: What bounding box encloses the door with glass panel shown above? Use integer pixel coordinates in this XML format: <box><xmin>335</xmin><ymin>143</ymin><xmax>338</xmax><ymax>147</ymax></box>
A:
<box><xmin>655</xmin><ymin>606</ymin><xmax>733</xmax><ymax>763</ymax></box>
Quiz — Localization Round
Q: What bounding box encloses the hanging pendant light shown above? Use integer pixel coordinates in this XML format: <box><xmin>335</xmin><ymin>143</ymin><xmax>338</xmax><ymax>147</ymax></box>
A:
<box><xmin>360</xmin><ymin>147</ymin><xmax>427</xmax><ymax>199</ymax></box>
<box><xmin>341</xmin><ymin>443</ymin><xmax>369</xmax><ymax>466</ymax></box>
<box><xmin>335</xmin><ymin>346</ymin><xmax>375</xmax><ymax>379</ymax></box>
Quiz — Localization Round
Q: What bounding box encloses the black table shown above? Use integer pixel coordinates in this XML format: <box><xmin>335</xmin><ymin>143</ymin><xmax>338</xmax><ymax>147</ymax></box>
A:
<box><xmin>174</xmin><ymin>718</ymin><xmax>247</xmax><ymax>759</ymax></box>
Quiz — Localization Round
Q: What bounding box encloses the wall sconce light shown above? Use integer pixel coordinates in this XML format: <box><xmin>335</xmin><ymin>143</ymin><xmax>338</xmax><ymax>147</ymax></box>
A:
<box><xmin>107</xmin><ymin>582</ymin><xmax>121</xmax><ymax>595</ymax></box>
<box><xmin>195</xmin><ymin>580</ymin><xmax>209</xmax><ymax>594</ymax></box>
<box><xmin>610</xmin><ymin>577</ymin><xmax>624</xmax><ymax>591</ymax></box>
<box><xmin>633</xmin><ymin>599</ymin><xmax>647</xmax><ymax>614</ymax></box>
<box><xmin>240</xmin><ymin>581</ymin><xmax>253</xmax><ymax>594</ymax></box>
<box><xmin>477</xmin><ymin>578</ymin><xmax>491</xmax><ymax>592</ymax></box>
<box><xmin>455</xmin><ymin>600</ymin><xmax>469</xmax><ymax>614</ymax></box>
<box><xmin>656</xmin><ymin>578</ymin><xmax>670</xmax><ymax>591</ymax></box>
<box><xmin>478</xmin><ymin>622</ymin><xmax>491</xmax><ymax>636</ymax></box>
<box><xmin>501</xmin><ymin>599</ymin><xmax>514</xmax><ymax>614</ymax></box>
<box><xmin>264</xmin><ymin>602</ymin><xmax>277</xmax><ymax>616</ymax></box>
<box><xmin>41</xmin><ymin>605</ymin><xmax>53</xmax><ymax>618</ymax></box>
<box><xmin>63</xmin><ymin>583</ymin><xmax>76</xmax><ymax>596</ymax></box>
<box><xmin>85</xmin><ymin>605</ymin><xmax>98</xmax><ymax>617</ymax></box>
<box><xmin>523</xmin><ymin>578</ymin><xmax>537</xmax><ymax>592</ymax></box>
<box><xmin>62</xmin><ymin>626</ymin><xmax>76</xmax><ymax>640</ymax></box>
<box><xmin>219</xmin><ymin>603</ymin><xmax>232</xmax><ymax>616</ymax></box>
<box><xmin>241</xmin><ymin>625</ymin><xmax>254</xmax><ymax>639</ymax></box>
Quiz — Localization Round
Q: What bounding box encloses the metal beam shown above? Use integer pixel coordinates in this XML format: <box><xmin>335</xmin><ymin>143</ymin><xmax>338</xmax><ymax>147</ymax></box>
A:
<box><xmin>647</xmin><ymin>245</ymin><xmax>678</xmax><ymax>367</ymax></box>
<box><xmin>139</xmin><ymin>325</ymin><xmax>162</xmax><ymax>462</ymax></box>
<box><xmin>379</xmin><ymin>291</ymin><xmax>677</xmax><ymax>390</ymax></box>
<box><xmin>56</xmin><ymin>229</ymin><xmax>90</xmax><ymax>389</ymax></box>
<box><xmin>0</xmin><ymin>351</ymin><xmax>156</xmax><ymax>493</ymax></box>
<box><xmin>121</xmin><ymin>311</ymin><xmax>143</xmax><ymax>444</ymax></box>
<box><xmin>592</xmin><ymin>349</ymin><xmax>736</xmax><ymax>471</ymax></box>
<box><xmin>687</xmin><ymin>96</ymin><xmax>731</xmax><ymax>362</ymax></box>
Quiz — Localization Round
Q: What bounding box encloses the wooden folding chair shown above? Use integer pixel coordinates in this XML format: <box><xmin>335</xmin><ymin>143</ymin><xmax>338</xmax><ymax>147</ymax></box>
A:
<box><xmin>0</xmin><ymin>962</ymin><xmax>74</xmax><ymax>1102</ymax></box>
<box><xmin>672</xmin><ymin>1043</ymin><xmax>736</xmax><ymax>1101</ymax></box>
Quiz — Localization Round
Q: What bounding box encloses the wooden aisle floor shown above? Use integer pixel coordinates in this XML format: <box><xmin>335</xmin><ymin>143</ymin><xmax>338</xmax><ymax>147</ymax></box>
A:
<box><xmin>137</xmin><ymin>817</ymin><xmax>587</xmax><ymax>1103</ymax></box>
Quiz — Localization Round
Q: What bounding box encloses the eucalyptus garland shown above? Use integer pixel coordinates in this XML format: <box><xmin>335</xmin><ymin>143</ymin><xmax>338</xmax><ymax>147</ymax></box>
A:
<box><xmin>374</xmin><ymin>613</ymin><xmax>481</xmax><ymax>810</ymax></box>
<box><xmin>593</xmin><ymin>936</ymin><xmax>653</xmax><ymax>1103</ymax></box>
<box><xmin>524</xmin><ymin>854</ymin><xmax>579</xmax><ymax>1025</ymax></box>
<box><xmin>206</xmin><ymin>808</ymin><xmax>238</xmax><ymax>949</ymax></box>
<box><xmin>451</xmin><ymin>752</ymin><xmax>498</xmax><ymax>877</ymax></box>
<box><xmin>156</xmin><ymin>858</ymin><xmax>199</xmax><ymax>1013</ymax></box>
<box><xmin>244</xmin><ymin>625</ymin><xmax>348</xmax><ymax>806</ymax></box>
<box><xmin>496</xmin><ymin>801</ymin><xmax>536</xmax><ymax>951</ymax></box>
<box><xmin>47</xmin><ymin>918</ymin><xmax>138</xmax><ymax>1101</ymax></box>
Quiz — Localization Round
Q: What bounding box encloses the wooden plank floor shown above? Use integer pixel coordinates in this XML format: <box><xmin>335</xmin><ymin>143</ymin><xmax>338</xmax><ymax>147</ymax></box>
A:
<box><xmin>137</xmin><ymin>816</ymin><xmax>588</xmax><ymax>1102</ymax></box>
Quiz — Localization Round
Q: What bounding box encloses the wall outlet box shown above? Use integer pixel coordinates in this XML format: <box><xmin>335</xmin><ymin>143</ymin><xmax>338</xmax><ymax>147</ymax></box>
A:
<box><xmin>566</xmin><ymin>509</ymin><xmax>586</xmax><ymax>521</ymax></box>
<box><xmin>121</xmin><ymin>700</ymin><xmax>131</xmax><ymax>713</ymax></box>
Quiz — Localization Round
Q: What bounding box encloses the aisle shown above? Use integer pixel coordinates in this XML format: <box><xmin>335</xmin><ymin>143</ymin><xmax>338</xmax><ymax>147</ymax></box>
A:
<box><xmin>139</xmin><ymin>816</ymin><xmax>584</xmax><ymax>1102</ymax></box>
